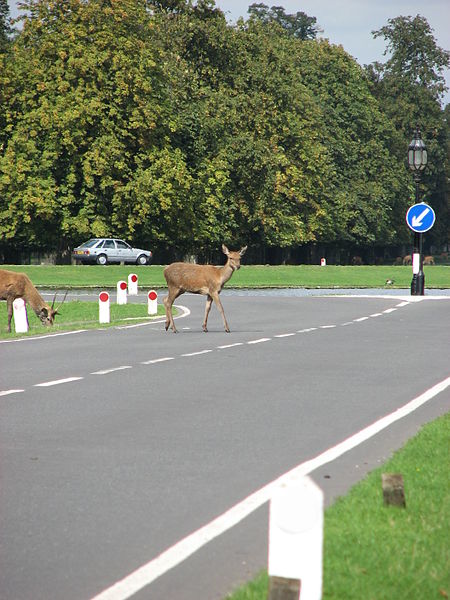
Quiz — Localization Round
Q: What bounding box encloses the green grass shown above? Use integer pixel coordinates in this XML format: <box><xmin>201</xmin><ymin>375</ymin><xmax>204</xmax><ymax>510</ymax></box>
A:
<box><xmin>1</xmin><ymin>264</ymin><xmax>450</xmax><ymax>289</ymax></box>
<box><xmin>0</xmin><ymin>300</ymin><xmax>167</xmax><ymax>339</ymax></box>
<box><xmin>225</xmin><ymin>413</ymin><xmax>450</xmax><ymax>599</ymax></box>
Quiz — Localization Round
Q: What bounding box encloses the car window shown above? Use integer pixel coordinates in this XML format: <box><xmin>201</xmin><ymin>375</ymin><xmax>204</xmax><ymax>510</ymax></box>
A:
<box><xmin>81</xmin><ymin>239</ymin><xmax>100</xmax><ymax>248</ymax></box>
<box><xmin>103</xmin><ymin>240</ymin><xmax>115</xmax><ymax>249</ymax></box>
<box><xmin>116</xmin><ymin>240</ymin><xmax>131</xmax><ymax>250</ymax></box>
<box><xmin>96</xmin><ymin>240</ymin><xmax>105</xmax><ymax>248</ymax></box>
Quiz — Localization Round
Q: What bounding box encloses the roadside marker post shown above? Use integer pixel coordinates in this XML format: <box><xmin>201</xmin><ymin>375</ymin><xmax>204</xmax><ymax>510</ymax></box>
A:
<box><xmin>320</xmin><ymin>258</ymin><xmax>326</xmax><ymax>267</ymax></box>
<box><xmin>148</xmin><ymin>290</ymin><xmax>158</xmax><ymax>315</ymax></box>
<box><xmin>13</xmin><ymin>298</ymin><xmax>29</xmax><ymax>333</ymax></box>
<box><xmin>99</xmin><ymin>292</ymin><xmax>110</xmax><ymax>324</ymax></box>
<box><xmin>268</xmin><ymin>475</ymin><xmax>324</xmax><ymax>600</ymax></box>
<box><xmin>128</xmin><ymin>273</ymin><xmax>138</xmax><ymax>296</ymax></box>
<box><xmin>117</xmin><ymin>281</ymin><xmax>127</xmax><ymax>305</ymax></box>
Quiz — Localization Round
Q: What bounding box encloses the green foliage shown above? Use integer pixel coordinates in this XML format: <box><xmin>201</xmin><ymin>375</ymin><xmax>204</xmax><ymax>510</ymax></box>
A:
<box><xmin>0</xmin><ymin>3</ymin><xmax>446</xmax><ymax>260</ymax></box>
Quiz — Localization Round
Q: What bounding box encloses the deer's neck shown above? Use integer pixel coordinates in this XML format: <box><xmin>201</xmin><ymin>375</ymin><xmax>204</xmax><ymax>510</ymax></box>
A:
<box><xmin>25</xmin><ymin>284</ymin><xmax>47</xmax><ymax>315</ymax></box>
<box><xmin>219</xmin><ymin>261</ymin><xmax>235</xmax><ymax>287</ymax></box>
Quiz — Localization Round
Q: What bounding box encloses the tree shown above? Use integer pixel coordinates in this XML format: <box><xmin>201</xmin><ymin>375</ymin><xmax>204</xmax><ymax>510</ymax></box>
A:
<box><xmin>247</xmin><ymin>3</ymin><xmax>320</xmax><ymax>40</ymax></box>
<box><xmin>367</xmin><ymin>15</ymin><xmax>449</xmax><ymax>250</ymax></box>
<box><xmin>0</xmin><ymin>0</ymin><xmax>12</xmax><ymax>52</ymax></box>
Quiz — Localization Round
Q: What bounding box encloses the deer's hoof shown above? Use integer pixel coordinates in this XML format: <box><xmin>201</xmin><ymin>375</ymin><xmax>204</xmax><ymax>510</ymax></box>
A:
<box><xmin>202</xmin><ymin>326</ymin><xmax>208</xmax><ymax>333</ymax></box>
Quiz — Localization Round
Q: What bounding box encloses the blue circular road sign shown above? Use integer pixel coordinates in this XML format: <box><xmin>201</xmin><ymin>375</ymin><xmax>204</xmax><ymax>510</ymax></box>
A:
<box><xmin>406</xmin><ymin>203</ymin><xmax>436</xmax><ymax>233</ymax></box>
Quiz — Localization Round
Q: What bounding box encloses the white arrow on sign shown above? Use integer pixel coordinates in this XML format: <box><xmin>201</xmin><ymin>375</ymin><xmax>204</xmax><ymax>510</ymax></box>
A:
<box><xmin>411</xmin><ymin>206</ymin><xmax>430</xmax><ymax>227</ymax></box>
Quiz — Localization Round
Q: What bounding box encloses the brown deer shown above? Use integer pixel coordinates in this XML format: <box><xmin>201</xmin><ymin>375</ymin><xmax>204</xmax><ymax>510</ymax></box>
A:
<box><xmin>163</xmin><ymin>245</ymin><xmax>247</xmax><ymax>333</ymax></box>
<box><xmin>0</xmin><ymin>269</ymin><xmax>66</xmax><ymax>333</ymax></box>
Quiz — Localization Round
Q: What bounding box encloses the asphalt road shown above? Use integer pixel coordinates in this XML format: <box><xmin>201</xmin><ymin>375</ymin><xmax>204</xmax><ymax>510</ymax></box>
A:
<box><xmin>1</xmin><ymin>293</ymin><xmax>449</xmax><ymax>600</ymax></box>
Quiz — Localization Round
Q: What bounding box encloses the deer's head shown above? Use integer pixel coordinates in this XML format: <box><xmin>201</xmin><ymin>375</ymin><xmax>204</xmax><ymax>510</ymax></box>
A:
<box><xmin>222</xmin><ymin>245</ymin><xmax>247</xmax><ymax>271</ymax></box>
<box><xmin>40</xmin><ymin>290</ymin><xmax>68</xmax><ymax>327</ymax></box>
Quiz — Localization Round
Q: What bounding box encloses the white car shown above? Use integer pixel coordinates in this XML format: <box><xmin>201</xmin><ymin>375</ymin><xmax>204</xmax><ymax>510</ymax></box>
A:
<box><xmin>72</xmin><ymin>238</ymin><xmax>153</xmax><ymax>265</ymax></box>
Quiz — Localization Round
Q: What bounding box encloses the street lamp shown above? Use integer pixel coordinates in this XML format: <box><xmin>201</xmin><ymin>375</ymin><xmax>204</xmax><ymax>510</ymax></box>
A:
<box><xmin>407</xmin><ymin>127</ymin><xmax>427</xmax><ymax>295</ymax></box>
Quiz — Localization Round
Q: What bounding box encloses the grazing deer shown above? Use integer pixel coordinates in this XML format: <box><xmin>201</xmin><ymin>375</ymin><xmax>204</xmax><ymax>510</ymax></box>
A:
<box><xmin>0</xmin><ymin>269</ymin><xmax>66</xmax><ymax>333</ymax></box>
<box><xmin>163</xmin><ymin>245</ymin><xmax>247</xmax><ymax>333</ymax></box>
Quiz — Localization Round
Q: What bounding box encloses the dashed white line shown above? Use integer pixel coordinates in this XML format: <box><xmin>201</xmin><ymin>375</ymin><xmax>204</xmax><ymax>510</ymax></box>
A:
<box><xmin>274</xmin><ymin>333</ymin><xmax>296</xmax><ymax>338</ymax></box>
<box><xmin>217</xmin><ymin>343</ymin><xmax>244</xmax><ymax>349</ymax></box>
<box><xmin>34</xmin><ymin>377</ymin><xmax>83</xmax><ymax>387</ymax></box>
<box><xmin>383</xmin><ymin>308</ymin><xmax>397</xmax><ymax>314</ymax></box>
<box><xmin>297</xmin><ymin>327</ymin><xmax>317</xmax><ymax>333</ymax></box>
<box><xmin>181</xmin><ymin>350</ymin><xmax>213</xmax><ymax>357</ymax></box>
<box><xmin>320</xmin><ymin>325</ymin><xmax>337</xmax><ymax>329</ymax></box>
<box><xmin>247</xmin><ymin>338</ymin><xmax>271</xmax><ymax>344</ymax></box>
<box><xmin>370</xmin><ymin>313</ymin><xmax>383</xmax><ymax>318</ymax></box>
<box><xmin>91</xmin><ymin>366</ymin><xmax>132</xmax><ymax>375</ymax></box>
<box><xmin>0</xmin><ymin>389</ymin><xmax>25</xmax><ymax>397</ymax></box>
<box><xmin>141</xmin><ymin>357</ymin><xmax>175</xmax><ymax>365</ymax></box>
<box><xmin>354</xmin><ymin>317</ymin><xmax>369</xmax><ymax>322</ymax></box>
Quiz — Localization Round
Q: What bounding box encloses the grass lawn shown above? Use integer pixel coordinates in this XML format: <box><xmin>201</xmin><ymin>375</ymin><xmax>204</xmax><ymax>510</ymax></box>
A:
<box><xmin>225</xmin><ymin>412</ymin><xmax>450</xmax><ymax>600</ymax></box>
<box><xmin>0</xmin><ymin>300</ymin><xmax>167</xmax><ymax>339</ymax></box>
<box><xmin>1</xmin><ymin>264</ymin><xmax>449</xmax><ymax>289</ymax></box>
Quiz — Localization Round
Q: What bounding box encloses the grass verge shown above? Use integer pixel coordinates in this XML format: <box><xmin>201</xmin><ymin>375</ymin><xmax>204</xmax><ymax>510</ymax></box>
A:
<box><xmin>226</xmin><ymin>412</ymin><xmax>450</xmax><ymax>599</ymax></box>
<box><xmin>0</xmin><ymin>300</ymin><xmax>167</xmax><ymax>339</ymax></box>
<box><xmin>1</xmin><ymin>264</ymin><xmax>449</xmax><ymax>289</ymax></box>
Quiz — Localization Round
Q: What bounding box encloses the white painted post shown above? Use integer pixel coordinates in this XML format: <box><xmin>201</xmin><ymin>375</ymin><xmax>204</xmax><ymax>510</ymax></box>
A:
<box><xmin>148</xmin><ymin>290</ymin><xmax>158</xmax><ymax>315</ymax></box>
<box><xmin>99</xmin><ymin>292</ymin><xmax>110</xmax><ymax>324</ymax></box>
<box><xmin>268</xmin><ymin>475</ymin><xmax>324</xmax><ymax>600</ymax></box>
<box><xmin>128</xmin><ymin>273</ymin><xmax>138</xmax><ymax>296</ymax></box>
<box><xmin>320</xmin><ymin>258</ymin><xmax>326</xmax><ymax>267</ymax></box>
<box><xmin>13</xmin><ymin>298</ymin><xmax>29</xmax><ymax>333</ymax></box>
<box><xmin>117</xmin><ymin>281</ymin><xmax>127</xmax><ymax>305</ymax></box>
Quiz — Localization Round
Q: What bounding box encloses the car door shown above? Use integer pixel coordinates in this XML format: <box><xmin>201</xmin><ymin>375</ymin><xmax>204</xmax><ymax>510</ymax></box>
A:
<box><xmin>115</xmin><ymin>239</ymin><xmax>135</xmax><ymax>263</ymax></box>
<box><xmin>102</xmin><ymin>239</ymin><xmax>118</xmax><ymax>262</ymax></box>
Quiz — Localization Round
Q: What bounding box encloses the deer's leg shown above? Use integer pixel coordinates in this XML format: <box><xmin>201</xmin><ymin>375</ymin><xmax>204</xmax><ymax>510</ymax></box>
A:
<box><xmin>164</xmin><ymin>288</ymin><xmax>181</xmax><ymax>332</ymax></box>
<box><xmin>202</xmin><ymin>295</ymin><xmax>213</xmax><ymax>332</ymax></box>
<box><xmin>6</xmin><ymin>299</ymin><xmax>13</xmax><ymax>333</ymax></box>
<box><xmin>211</xmin><ymin>292</ymin><xmax>230</xmax><ymax>333</ymax></box>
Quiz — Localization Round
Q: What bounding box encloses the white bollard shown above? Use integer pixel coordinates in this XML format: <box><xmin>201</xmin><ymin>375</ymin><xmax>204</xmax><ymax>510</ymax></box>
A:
<box><xmin>320</xmin><ymin>258</ymin><xmax>326</xmax><ymax>267</ymax></box>
<box><xmin>268</xmin><ymin>475</ymin><xmax>324</xmax><ymax>600</ymax></box>
<box><xmin>99</xmin><ymin>291</ymin><xmax>110</xmax><ymax>324</ymax></box>
<box><xmin>117</xmin><ymin>281</ymin><xmax>127</xmax><ymax>305</ymax></box>
<box><xmin>13</xmin><ymin>298</ymin><xmax>29</xmax><ymax>333</ymax></box>
<box><xmin>412</xmin><ymin>253</ymin><xmax>420</xmax><ymax>274</ymax></box>
<box><xmin>128</xmin><ymin>273</ymin><xmax>138</xmax><ymax>296</ymax></box>
<box><xmin>148</xmin><ymin>290</ymin><xmax>158</xmax><ymax>315</ymax></box>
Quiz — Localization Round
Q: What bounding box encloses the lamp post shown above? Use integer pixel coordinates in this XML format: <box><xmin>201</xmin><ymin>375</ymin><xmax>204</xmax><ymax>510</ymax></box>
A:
<box><xmin>407</xmin><ymin>127</ymin><xmax>427</xmax><ymax>296</ymax></box>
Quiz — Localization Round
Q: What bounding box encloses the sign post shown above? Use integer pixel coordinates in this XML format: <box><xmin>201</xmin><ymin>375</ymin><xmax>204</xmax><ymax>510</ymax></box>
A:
<box><xmin>405</xmin><ymin>202</ymin><xmax>435</xmax><ymax>296</ymax></box>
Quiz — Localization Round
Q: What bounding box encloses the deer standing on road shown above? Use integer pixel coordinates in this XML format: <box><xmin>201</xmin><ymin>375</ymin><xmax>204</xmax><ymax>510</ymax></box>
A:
<box><xmin>0</xmin><ymin>269</ymin><xmax>66</xmax><ymax>332</ymax></box>
<box><xmin>163</xmin><ymin>245</ymin><xmax>247</xmax><ymax>333</ymax></box>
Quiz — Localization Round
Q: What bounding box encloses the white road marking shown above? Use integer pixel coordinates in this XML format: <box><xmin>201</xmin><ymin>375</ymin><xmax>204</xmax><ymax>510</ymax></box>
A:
<box><xmin>181</xmin><ymin>350</ymin><xmax>213</xmax><ymax>357</ymax></box>
<box><xmin>217</xmin><ymin>343</ymin><xmax>244</xmax><ymax>349</ymax></box>
<box><xmin>91</xmin><ymin>366</ymin><xmax>132</xmax><ymax>375</ymax></box>
<box><xmin>34</xmin><ymin>377</ymin><xmax>83</xmax><ymax>387</ymax></box>
<box><xmin>341</xmin><ymin>322</ymin><xmax>354</xmax><ymax>326</ymax></box>
<box><xmin>370</xmin><ymin>313</ymin><xmax>383</xmax><ymax>318</ymax></box>
<box><xmin>396</xmin><ymin>302</ymin><xmax>410</xmax><ymax>307</ymax></box>
<box><xmin>297</xmin><ymin>328</ymin><xmax>317</xmax><ymax>333</ymax></box>
<box><xmin>354</xmin><ymin>317</ymin><xmax>369</xmax><ymax>322</ymax></box>
<box><xmin>91</xmin><ymin>375</ymin><xmax>450</xmax><ymax>600</ymax></box>
<box><xmin>247</xmin><ymin>338</ymin><xmax>271</xmax><ymax>344</ymax></box>
<box><xmin>320</xmin><ymin>325</ymin><xmax>336</xmax><ymax>329</ymax></box>
<box><xmin>141</xmin><ymin>357</ymin><xmax>175</xmax><ymax>365</ymax></box>
<box><xmin>383</xmin><ymin>308</ymin><xmax>397</xmax><ymax>314</ymax></box>
<box><xmin>0</xmin><ymin>389</ymin><xmax>25</xmax><ymax>397</ymax></box>
<box><xmin>274</xmin><ymin>333</ymin><xmax>296</xmax><ymax>338</ymax></box>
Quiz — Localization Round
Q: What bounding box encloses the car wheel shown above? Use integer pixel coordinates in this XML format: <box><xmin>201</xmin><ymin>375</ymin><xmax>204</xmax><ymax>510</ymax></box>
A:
<box><xmin>96</xmin><ymin>254</ymin><xmax>108</xmax><ymax>265</ymax></box>
<box><xmin>136</xmin><ymin>254</ymin><xmax>148</xmax><ymax>266</ymax></box>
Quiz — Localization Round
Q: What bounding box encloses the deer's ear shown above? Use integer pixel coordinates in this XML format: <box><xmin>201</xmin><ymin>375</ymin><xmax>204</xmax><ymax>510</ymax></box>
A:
<box><xmin>239</xmin><ymin>246</ymin><xmax>248</xmax><ymax>257</ymax></box>
<box><xmin>222</xmin><ymin>244</ymin><xmax>230</xmax><ymax>256</ymax></box>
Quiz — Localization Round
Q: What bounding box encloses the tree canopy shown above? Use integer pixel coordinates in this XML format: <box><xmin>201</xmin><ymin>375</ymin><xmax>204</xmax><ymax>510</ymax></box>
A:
<box><xmin>0</xmin><ymin>1</ymin><xmax>447</xmax><ymax>263</ymax></box>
